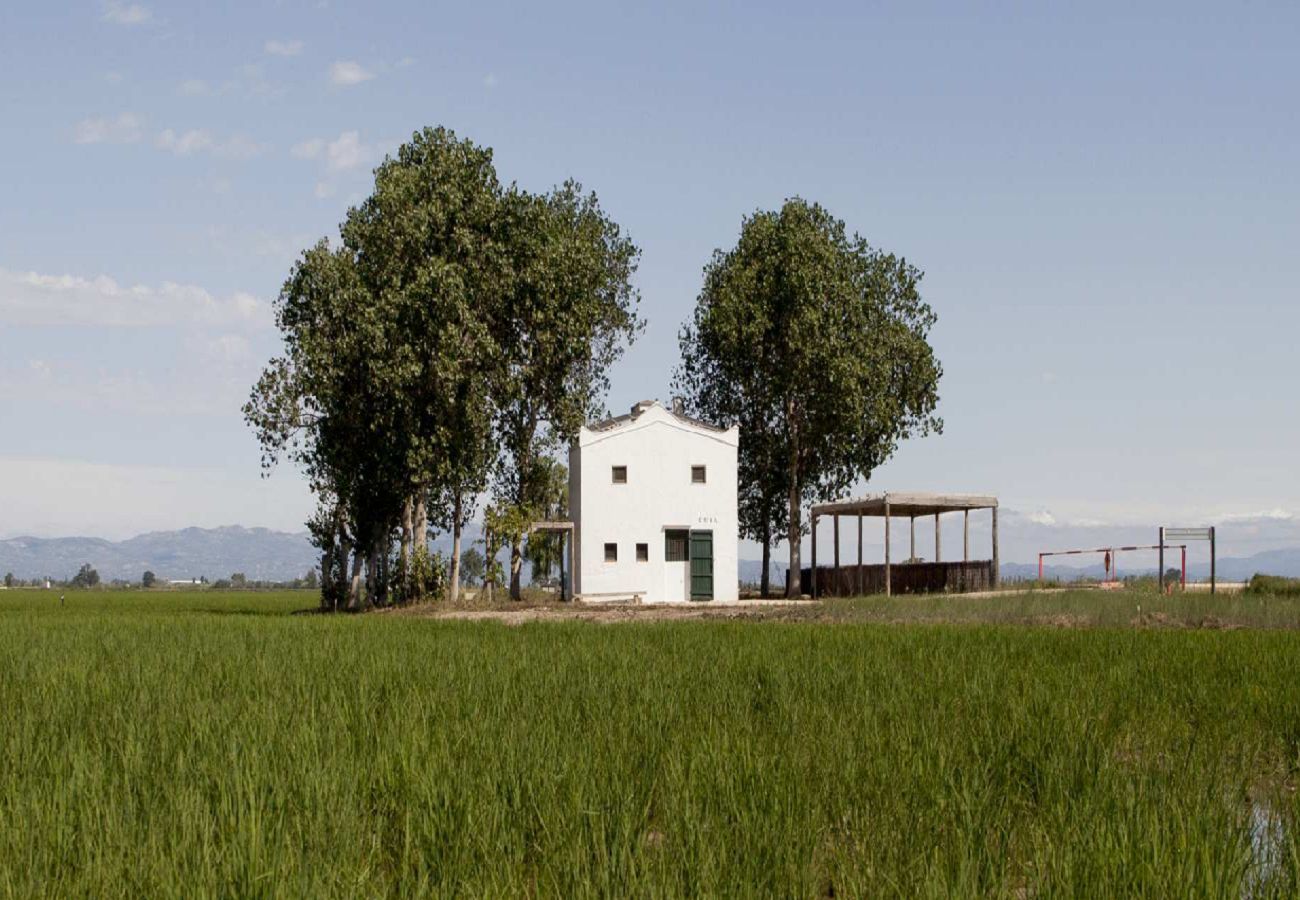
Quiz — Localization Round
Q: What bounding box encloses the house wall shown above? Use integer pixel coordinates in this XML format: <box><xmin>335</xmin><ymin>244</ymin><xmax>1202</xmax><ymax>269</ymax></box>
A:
<box><xmin>572</xmin><ymin>406</ymin><xmax>738</xmax><ymax>603</ymax></box>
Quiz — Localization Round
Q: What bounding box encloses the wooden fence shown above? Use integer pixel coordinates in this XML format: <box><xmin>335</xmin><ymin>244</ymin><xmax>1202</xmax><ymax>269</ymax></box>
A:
<box><xmin>801</xmin><ymin>560</ymin><xmax>995</xmax><ymax>597</ymax></box>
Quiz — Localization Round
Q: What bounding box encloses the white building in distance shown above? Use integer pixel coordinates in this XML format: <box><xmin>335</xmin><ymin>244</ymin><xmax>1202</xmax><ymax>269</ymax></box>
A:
<box><xmin>568</xmin><ymin>399</ymin><xmax>739</xmax><ymax>603</ymax></box>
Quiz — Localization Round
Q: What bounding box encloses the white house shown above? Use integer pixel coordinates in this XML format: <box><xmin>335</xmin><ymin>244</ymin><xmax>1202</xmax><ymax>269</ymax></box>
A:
<box><xmin>568</xmin><ymin>399</ymin><xmax>739</xmax><ymax>603</ymax></box>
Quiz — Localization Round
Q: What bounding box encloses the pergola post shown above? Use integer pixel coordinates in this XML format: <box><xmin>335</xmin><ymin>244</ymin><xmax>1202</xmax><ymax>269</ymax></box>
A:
<box><xmin>884</xmin><ymin>499</ymin><xmax>892</xmax><ymax>597</ymax></box>
<box><xmin>1210</xmin><ymin>526</ymin><xmax>1217</xmax><ymax>595</ymax></box>
<box><xmin>833</xmin><ymin>514</ymin><xmax>840</xmax><ymax>597</ymax></box>
<box><xmin>935</xmin><ymin>513</ymin><xmax>941</xmax><ymax>563</ymax></box>
<box><xmin>1158</xmin><ymin>527</ymin><xmax>1165</xmax><ymax>593</ymax></box>
<box><xmin>856</xmin><ymin>513</ymin><xmax>863</xmax><ymax>596</ymax></box>
<box><xmin>963</xmin><ymin>510</ymin><xmax>969</xmax><ymax>562</ymax></box>
<box><xmin>810</xmin><ymin>513</ymin><xmax>818</xmax><ymax>599</ymax></box>
<box><xmin>991</xmin><ymin>506</ymin><xmax>1000</xmax><ymax>588</ymax></box>
<box><xmin>560</xmin><ymin>531</ymin><xmax>568</xmax><ymax>601</ymax></box>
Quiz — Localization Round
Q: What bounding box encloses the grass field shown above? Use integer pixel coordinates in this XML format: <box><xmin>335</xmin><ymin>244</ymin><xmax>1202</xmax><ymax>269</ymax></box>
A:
<box><xmin>4</xmin><ymin>589</ymin><xmax>1300</xmax><ymax>896</ymax></box>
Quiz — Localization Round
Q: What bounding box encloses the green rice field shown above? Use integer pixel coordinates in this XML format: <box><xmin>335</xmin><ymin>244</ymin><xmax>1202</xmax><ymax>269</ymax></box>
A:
<box><xmin>3</xmin><ymin>588</ymin><xmax>1300</xmax><ymax>896</ymax></box>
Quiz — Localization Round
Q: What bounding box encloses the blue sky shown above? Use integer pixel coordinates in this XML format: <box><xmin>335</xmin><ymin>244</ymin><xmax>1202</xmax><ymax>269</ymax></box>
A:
<box><xmin>1</xmin><ymin>1</ymin><xmax>1297</xmax><ymax>555</ymax></box>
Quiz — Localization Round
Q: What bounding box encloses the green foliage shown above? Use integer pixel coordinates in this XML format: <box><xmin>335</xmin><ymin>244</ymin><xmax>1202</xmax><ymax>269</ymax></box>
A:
<box><xmin>458</xmin><ymin>546</ymin><xmax>486</xmax><ymax>587</ymax></box>
<box><xmin>523</xmin><ymin>459</ymin><xmax>568</xmax><ymax>587</ymax></box>
<box><xmin>676</xmin><ymin>198</ymin><xmax>942</xmax><ymax>595</ymax></box>
<box><xmin>69</xmin><ymin>563</ymin><xmax>100</xmax><ymax>589</ymax></box>
<box><xmin>2</xmin><ymin>573</ymin><xmax>12</xmax><ymax>589</ymax></box>
<box><xmin>407</xmin><ymin>546</ymin><xmax>445</xmax><ymax>601</ymax></box>
<box><xmin>141</xmin><ymin>570</ymin><xmax>156</xmax><ymax>588</ymax></box>
<box><xmin>492</xmin><ymin>181</ymin><xmax>640</xmax><ymax>598</ymax></box>
<box><xmin>246</xmin><ymin>125</ymin><xmax>637</xmax><ymax>609</ymax></box>
<box><xmin>1247</xmin><ymin>574</ymin><xmax>1300</xmax><ymax>597</ymax></box>
<box><xmin>3</xmin><ymin>590</ymin><xmax>1300</xmax><ymax>894</ymax></box>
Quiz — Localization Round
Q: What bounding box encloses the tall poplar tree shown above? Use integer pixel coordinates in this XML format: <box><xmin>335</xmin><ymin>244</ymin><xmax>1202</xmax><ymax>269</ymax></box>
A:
<box><xmin>676</xmin><ymin>198</ymin><xmax>942</xmax><ymax>597</ymax></box>
<box><xmin>494</xmin><ymin>182</ymin><xmax>641</xmax><ymax>599</ymax></box>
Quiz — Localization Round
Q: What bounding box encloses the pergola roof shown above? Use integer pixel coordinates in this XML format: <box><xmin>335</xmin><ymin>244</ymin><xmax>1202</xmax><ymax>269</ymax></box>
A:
<box><xmin>810</xmin><ymin>491</ymin><xmax>998</xmax><ymax>518</ymax></box>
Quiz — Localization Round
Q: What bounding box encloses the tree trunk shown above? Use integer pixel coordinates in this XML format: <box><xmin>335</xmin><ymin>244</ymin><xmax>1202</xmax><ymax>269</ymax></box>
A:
<box><xmin>320</xmin><ymin>543</ymin><xmax>335</xmax><ymax>611</ymax></box>
<box><xmin>484</xmin><ymin>527</ymin><xmax>495</xmax><ymax>603</ymax></box>
<box><xmin>760</xmin><ymin>527</ymin><xmax>771</xmax><ymax>599</ymax></box>
<box><xmin>365</xmin><ymin>547</ymin><xmax>379</xmax><ymax>609</ymax></box>
<box><xmin>413</xmin><ymin>493</ymin><xmax>427</xmax><ymax>552</ymax></box>
<box><xmin>510</xmin><ymin>538</ymin><xmax>523</xmax><ymax>601</ymax></box>
<box><xmin>449</xmin><ymin>492</ymin><xmax>463</xmax><ymax>604</ymax></box>
<box><xmin>400</xmin><ymin>497</ymin><xmax>413</xmax><ymax>601</ymax></box>
<box><xmin>786</xmin><ymin>412</ymin><xmax>802</xmax><ymax>598</ymax></box>
<box><xmin>347</xmin><ymin>549</ymin><xmax>364</xmax><ymax>610</ymax></box>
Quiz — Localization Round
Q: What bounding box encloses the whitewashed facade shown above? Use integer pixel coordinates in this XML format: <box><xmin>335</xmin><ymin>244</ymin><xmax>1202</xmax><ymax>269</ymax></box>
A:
<box><xmin>569</xmin><ymin>400</ymin><xmax>739</xmax><ymax>603</ymax></box>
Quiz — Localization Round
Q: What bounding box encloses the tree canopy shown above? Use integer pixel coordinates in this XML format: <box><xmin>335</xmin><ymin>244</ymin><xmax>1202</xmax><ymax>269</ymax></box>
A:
<box><xmin>246</xmin><ymin>126</ymin><xmax>638</xmax><ymax>609</ymax></box>
<box><xmin>676</xmin><ymin>198</ymin><xmax>942</xmax><ymax>596</ymax></box>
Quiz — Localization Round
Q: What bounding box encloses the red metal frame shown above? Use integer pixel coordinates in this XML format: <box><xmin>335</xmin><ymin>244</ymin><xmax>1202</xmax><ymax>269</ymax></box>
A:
<box><xmin>1037</xmin><ymin>544</ymin><xmax>1186</xmax><ymax>584</ymax></box>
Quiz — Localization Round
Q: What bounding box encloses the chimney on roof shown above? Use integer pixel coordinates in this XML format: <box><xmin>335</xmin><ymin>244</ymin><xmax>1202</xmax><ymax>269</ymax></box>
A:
<box><xmin>672</xmin><ymin>396</ymin><xmax>685</xmax><ymax>416</ymax></box>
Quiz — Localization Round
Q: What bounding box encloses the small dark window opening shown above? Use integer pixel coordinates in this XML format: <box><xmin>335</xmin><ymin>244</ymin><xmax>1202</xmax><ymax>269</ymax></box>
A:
<box><xmin>636</xmin><ymin>543</ymin><xmax>648</xmax><ymax>562</ymax></box>
<box><xmin>612</xmin><ymin>465</ymin><xmax>627</xmax><ymax>484</ymax></box>
<box><xmin>604</xmin><ymin>542</ymin><xmax>618</xmax><ymax>562</ymax></box>
<box><xmin>665</xmin><ymin>530</ymin><xmax>689</xmax><ymax>562</ymax></box>
<box><xmin>691</xmin><ymin>465</ymin><xmax>707</xmax><ymax>484</ymax></box>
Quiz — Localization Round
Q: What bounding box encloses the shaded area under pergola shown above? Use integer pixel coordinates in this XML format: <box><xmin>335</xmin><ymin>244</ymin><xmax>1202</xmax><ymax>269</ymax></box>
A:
<box><xmin>529</xmin><ymin>521</ymin><xmax>574</xmax><ymax>601</ymax></box>
<box><xmin>804</xmin><ymin>492</ymin><xmax>1000</xmax><ymax>597</ymax></box>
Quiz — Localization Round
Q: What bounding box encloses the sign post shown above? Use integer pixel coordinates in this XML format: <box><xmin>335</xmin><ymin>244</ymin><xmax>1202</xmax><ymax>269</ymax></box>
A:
<box><xmin>1158</xmin><ymin>527</ymin><xmax>1165</xmax><ymax>592</ymax></box>
<box><xmin>1161</xmin><ymin>527</ymin><xmax>1216</xmax><ymax>594</ymax></box>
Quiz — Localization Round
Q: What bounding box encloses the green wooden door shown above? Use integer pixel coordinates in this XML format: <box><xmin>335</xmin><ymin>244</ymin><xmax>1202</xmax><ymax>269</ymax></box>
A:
<box><xmin>689</xmin><ymin>530</ymin><xmax>713</xmax><ymax>601</ymax></box>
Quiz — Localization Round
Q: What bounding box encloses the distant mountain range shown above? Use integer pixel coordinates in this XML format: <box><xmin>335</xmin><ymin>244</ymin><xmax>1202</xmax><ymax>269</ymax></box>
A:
<box><xmin>0</xmin><ymin>524</ymin><xmax>497</xmax><ymax>584</ymax></box>
<box><xmin>0</xmin><ymin>527</ymin><xmax>319</xmax><ymax>582</ymax></box>
<box><xmin>2</xmin><ymin>525</ymin><xmax>1298</xmax><ymax>585</ymax></box>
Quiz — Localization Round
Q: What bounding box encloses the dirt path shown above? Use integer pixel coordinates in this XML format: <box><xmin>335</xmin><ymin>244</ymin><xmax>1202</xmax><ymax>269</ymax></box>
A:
<box><xmin>404</xmin><ymin>599</ymin><xmax>807</xmax><ymax>626</ymax></box>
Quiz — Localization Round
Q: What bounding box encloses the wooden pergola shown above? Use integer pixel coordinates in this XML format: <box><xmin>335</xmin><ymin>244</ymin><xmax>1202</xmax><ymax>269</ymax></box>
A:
<box><xmin>807</xmin><ymin>492</ymin><xmax>1000</xmax><ymax>597</ymax></box>
<box><xmin>529</xmin><ymin>521</ymin><xmax>575</xmax><ymax>601</ymax></box>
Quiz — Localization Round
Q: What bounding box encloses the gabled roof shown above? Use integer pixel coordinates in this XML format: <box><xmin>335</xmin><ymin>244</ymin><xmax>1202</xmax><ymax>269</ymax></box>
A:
<box><xmin>587</xmin><ymin>399</ymin><xmax>728</xmax><ymax>434</ymax></box>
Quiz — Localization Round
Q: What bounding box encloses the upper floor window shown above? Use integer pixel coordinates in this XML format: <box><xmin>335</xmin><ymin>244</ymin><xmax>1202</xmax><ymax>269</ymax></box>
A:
<box><xmin>612</xmin><ymin>465</ymin><xmax>627</xmax><ymax>484</ymax></box>
<box><xmin>604</xmin><ymin>542</ymin><xmax>618</xmax><ymax>562</ymax></box>
<box><xmin>691</xmin><ymin>465</ymin><xmax>707</xmax><ymax>484</ymax></box>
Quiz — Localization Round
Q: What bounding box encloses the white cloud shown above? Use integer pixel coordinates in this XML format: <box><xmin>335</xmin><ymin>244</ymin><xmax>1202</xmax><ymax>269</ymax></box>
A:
<box><xmin>325</xmin><ymin>130</ymin><xmax>370</xmax><ymax>170</ymax></box>
<box><xmin>1026</xmin><ymin>510</ymin><xmax>1057</xmax><ymax>526</ymax></box>
<box><xmin>156</xmin><ymin>128</ymin><xmax>214</xmax><ymax>156</ymax></box>
<box><xmin>1219</xmin><ymin>509</ymin><xmax>1295</xmax><ymax>523</ymax></box>
<box><xmin>484</xmin><ymin>72</ymin><xmax>498</xmax><ymax>88</ymax></box>
<box><xmin>294</xmin><ymin>131</ymin><xmax>377</xmax><ymax>173</ymax></box>
<box><xmin>0</xmin><ymin>267</ymin><xmax>270</xmax><ymax>330</ymax></box>
<box><xmin>265</xmin><ymin>39</ymin><xmax>304</xmax><ymax>57</ymax></box>
<box><xmin>313</xmin><ymin>181</ymin><xmax>335</xmax><ymax>199</ymax></box>
<box><xmin>156</xmin><ymin>129</ymin><xmax>265</xmax><ymax>160</ymax></box>
<box><xmin>204</xmin><ymin>334</ymin><xmax>252</xmax><ymax>363</ymax></box>
<box><xmin>329</xmin><ymin>60</ymin><xmax>375</xmax><ymax>86</ymax></box>
<box><xmin>290</xmin><ymin>138</ymin><xmax>324</xmax><ymax>160</ymax></box>
<box><xmin>178</xmin><ymin>79</ymin><xmax>211</xmax><ymax>96</ymax></box>
<box><xmin>74</xmin><ymin>113</ymin><xmax>143</xmax><ymax>145</ymax></box>
<box><xmin>213</xmin><ymin>134</ymin><xmax>265</xmax><ymax>160</ymax></box>
<box><xmin>102</xmin><ymin>1</ymin><xmax>151</xmax><ymax>25</ymax></box>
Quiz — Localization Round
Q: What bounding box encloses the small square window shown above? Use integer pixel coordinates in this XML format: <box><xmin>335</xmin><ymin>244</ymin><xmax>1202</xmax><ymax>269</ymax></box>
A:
<box><xmin>612</xmin><ymin>465</ymin><xmax>627</xmax><ymax>484</ymax></box>
<box><xmin>604</xmin><ymin>542</ymin><xmax>618</xmax><ymax>562</ymax></box>
<box><xmin>691</xmin><ymin>465</ymin><xmax>706</xmax><ymax>484</ymax></box>
<box><xmin>636</xmin><ymin>543</ymin><xmax>648</xmax><ymax>562</ymax></box>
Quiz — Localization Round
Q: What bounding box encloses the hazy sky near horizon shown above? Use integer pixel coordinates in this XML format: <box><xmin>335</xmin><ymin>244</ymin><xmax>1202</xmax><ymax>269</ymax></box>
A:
<box><xmin>1</xmin><ymin>1</ymin><xmax>1297</xmax><ymax>549</ymax></box>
